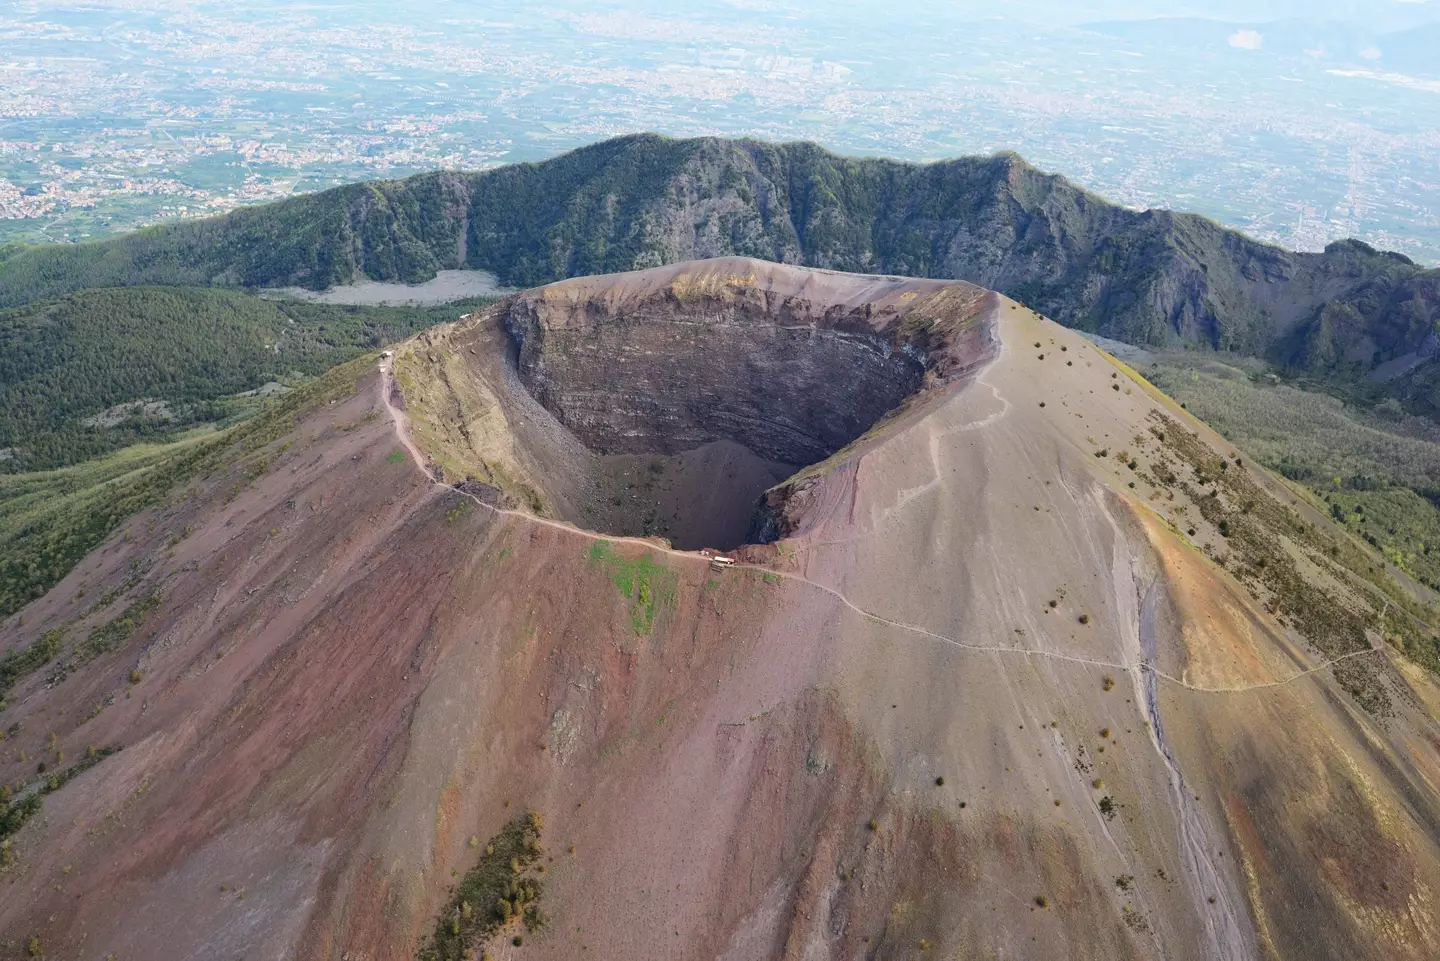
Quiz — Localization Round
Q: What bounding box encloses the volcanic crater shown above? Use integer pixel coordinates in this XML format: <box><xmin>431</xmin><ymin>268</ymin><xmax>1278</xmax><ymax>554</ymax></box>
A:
<box><xmin>404</xmin><ymin>258</ymin><xmax>996</xmax><ymax>551</ymax></box>
<box><xmin>8</xmin><ymin>258</ymin><xmax>1440</xmax><ymax>961</ymax></box>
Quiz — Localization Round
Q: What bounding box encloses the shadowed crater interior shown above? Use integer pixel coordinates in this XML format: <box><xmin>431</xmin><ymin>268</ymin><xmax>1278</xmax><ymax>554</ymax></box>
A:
<box><xmin>498</xmin><ymin>261</ymin><xmax>987</xmax><ymax>551</ymax></box>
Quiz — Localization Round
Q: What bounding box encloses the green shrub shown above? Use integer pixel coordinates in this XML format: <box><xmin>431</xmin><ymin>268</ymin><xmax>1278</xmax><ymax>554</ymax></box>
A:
<box><xmin>0</xmin><ymin>628</ymin><xmax>64</xmax><ymax>696</ymax></box>
<box><xmin>418</xmin><ymin>811</ymin><xmax>547</xmax><ymax>961</ymax></box>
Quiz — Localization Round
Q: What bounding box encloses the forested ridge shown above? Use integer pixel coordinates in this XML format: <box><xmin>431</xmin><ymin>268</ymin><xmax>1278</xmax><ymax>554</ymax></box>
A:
<box><xmin>0</xmin><ymin>135</ymin><xmax>1434</xmax><ymax>395</ymax></box>
<box><xmin>0</xmin><ymin>286</ymin><xmax>489</xmax><ymax>472</ymax></box>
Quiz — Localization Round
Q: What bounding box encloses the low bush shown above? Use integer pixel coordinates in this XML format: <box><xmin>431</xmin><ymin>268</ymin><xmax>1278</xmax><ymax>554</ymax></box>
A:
<box><xmin>418</xmin><ymin>812</ymin><xmax>548</xmax><ymax>961</ymax></box>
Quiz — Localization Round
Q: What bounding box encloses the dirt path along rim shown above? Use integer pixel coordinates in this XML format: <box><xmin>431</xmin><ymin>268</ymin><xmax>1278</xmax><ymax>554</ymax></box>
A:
<box><xmin>374</xmin><ymin>356</ymin><xmax>1389</xmax><ymax>698</ymax></box>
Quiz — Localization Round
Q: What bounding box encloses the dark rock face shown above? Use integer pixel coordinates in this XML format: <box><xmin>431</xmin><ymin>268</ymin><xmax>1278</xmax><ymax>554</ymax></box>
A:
<box><xmin>747</xmin><ymin>476</ymin><xmax>820</xmax><ymax>546</ymax></box>
<box><xmin>507</xmin><ymin>307</ymin><xmax>923</xmax><ymax>465</ymax></box>
<box><xmin>496</xmin><ymin>259</ymin><xmax>994</xmax><ymax>547</ymax></box>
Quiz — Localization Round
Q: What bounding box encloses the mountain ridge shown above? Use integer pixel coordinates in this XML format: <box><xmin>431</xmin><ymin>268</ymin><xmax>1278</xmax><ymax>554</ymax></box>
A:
<box><xmin>0</xmin><ymin>133</ymin><xmax>1435</xmax><ymax>408</ymax></box>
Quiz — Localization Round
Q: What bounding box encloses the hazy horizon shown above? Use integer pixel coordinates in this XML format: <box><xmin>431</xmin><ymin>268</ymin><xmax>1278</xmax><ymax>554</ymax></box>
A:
<box><xmin>1</xmin><ymin>0</ymin><xmax>1437</xmax><ymax>262</ymax></box>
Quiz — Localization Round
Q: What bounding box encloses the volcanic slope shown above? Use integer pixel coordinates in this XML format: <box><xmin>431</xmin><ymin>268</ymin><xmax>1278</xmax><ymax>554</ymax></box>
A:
<box><xmin>1</xmin><ymin>259</ymin><xmax>1440</xmax><ymax>961</ymax></box>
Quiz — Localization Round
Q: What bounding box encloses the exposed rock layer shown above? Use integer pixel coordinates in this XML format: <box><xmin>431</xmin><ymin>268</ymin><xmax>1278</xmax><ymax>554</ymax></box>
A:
<box><xmin>502</xmin><ymin>260</ymin><xmax>984</xmax><ymax>470</ymax></box>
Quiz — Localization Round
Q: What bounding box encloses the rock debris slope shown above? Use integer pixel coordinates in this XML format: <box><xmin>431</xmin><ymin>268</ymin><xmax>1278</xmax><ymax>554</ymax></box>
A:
<box><xmin>1</xmin><ymin>258</ymin><xmax>1439</xmax><ymax>961</ymax></box>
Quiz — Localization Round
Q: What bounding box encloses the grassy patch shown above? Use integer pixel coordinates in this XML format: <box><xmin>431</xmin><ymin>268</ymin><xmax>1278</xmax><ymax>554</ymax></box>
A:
<box><xmin>587</xmin><ymin>541</ymin><xmax>677</xmax><ymax>636</ymax></box>
<box><xmin>418</xmin><ymin>812</ymin><xmax>547</xmax><ymax>961</ymax></box>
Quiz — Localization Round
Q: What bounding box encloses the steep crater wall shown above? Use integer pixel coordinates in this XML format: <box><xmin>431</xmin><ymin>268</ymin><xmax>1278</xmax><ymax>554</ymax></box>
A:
<box><xmin>488</xmin><ymin>261</ymin><xmax>994</xmax><ymax>550</ymax></box>
<box><xmin>505</xmin><ymin>303</ymin><xmax>926</xmax><ymax>465</ymax></box>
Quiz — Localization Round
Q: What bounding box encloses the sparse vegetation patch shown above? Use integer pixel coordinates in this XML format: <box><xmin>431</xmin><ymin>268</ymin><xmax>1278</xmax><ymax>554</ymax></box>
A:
<box><xmin>587</xmin><ymin>541</ymin><xmax>677</xmax><ymax>636</ymax></box>
<box><xmin>1146</xmin><ymin>355</ymin><xmax>1440</xmax><ymax>596</ymax></box>
<box><xmin>418</xmin><ymin>812</ymin><xmax>547</xmax><ymax>961</ymax></box>
<box><xmin>1</xmin><ymin>745</ymin><xmax>120</xmax><ymax>852</ymax></box>
<box><xmin>83</xmin><ymin>591</ymin><xmax>162</xmax><ymax>662</ymax></box>
<box><xmin>0</xmin><ymin>628</ymin><xmax>64</xmax><ymax>699</ymax></box>
<box><xmin>1151</xmin><ymin>411</ymin><xmax>1403</xmax><ymax>713</ymax></box>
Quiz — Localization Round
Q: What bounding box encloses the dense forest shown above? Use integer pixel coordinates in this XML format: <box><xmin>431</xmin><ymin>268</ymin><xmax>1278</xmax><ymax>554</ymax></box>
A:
<box><xmin>0</xmin><ymin>286</ymin><xmax>490</xmax><ymax>472</ymax></box>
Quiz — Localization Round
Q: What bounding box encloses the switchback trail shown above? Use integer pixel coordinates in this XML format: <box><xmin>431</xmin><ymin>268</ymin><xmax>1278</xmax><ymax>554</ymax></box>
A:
<box><xmin>375</xmin><ymin>359</ymin><xmax>1386</xmax><ymax>698</ymax></box>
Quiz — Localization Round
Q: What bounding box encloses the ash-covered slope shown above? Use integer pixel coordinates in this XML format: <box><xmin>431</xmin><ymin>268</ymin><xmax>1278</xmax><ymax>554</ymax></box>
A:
<box><xmin>2</xmin><ymin>259</ymin><xmax>1440</xmax><ymax>961</ymax></box>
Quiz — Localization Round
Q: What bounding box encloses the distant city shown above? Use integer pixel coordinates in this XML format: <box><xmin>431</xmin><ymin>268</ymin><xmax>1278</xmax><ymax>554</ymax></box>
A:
<box><xmin>2</xmin><ymin>0</ymin><xmax>1437</xmax><ymax>263</ymax></box>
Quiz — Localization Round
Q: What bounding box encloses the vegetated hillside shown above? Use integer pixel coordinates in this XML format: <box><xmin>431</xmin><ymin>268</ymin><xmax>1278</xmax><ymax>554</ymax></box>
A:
<box><xmin>1145</xmin><ymin>353</ymin><xmax>1440</xmax><ymax>594</ymax></box>
<box><xmin>1</xmin><ymin>134</ymin><xmax>1434</xmax><ymax>393</ymax></box>
<box><xmin>0</xmin><ymin>358</ymin><xmax>375</xmax><ymax>619</ymax></box>
<box><xmin>2</xmin><ymin>263</ymin><xmax>1438</xmax><ymax>960</ymax></box>
<box><xmin>0</xmin><ymin>286</ymin><xmax>493</xmax><ymax>472</ymax></box>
